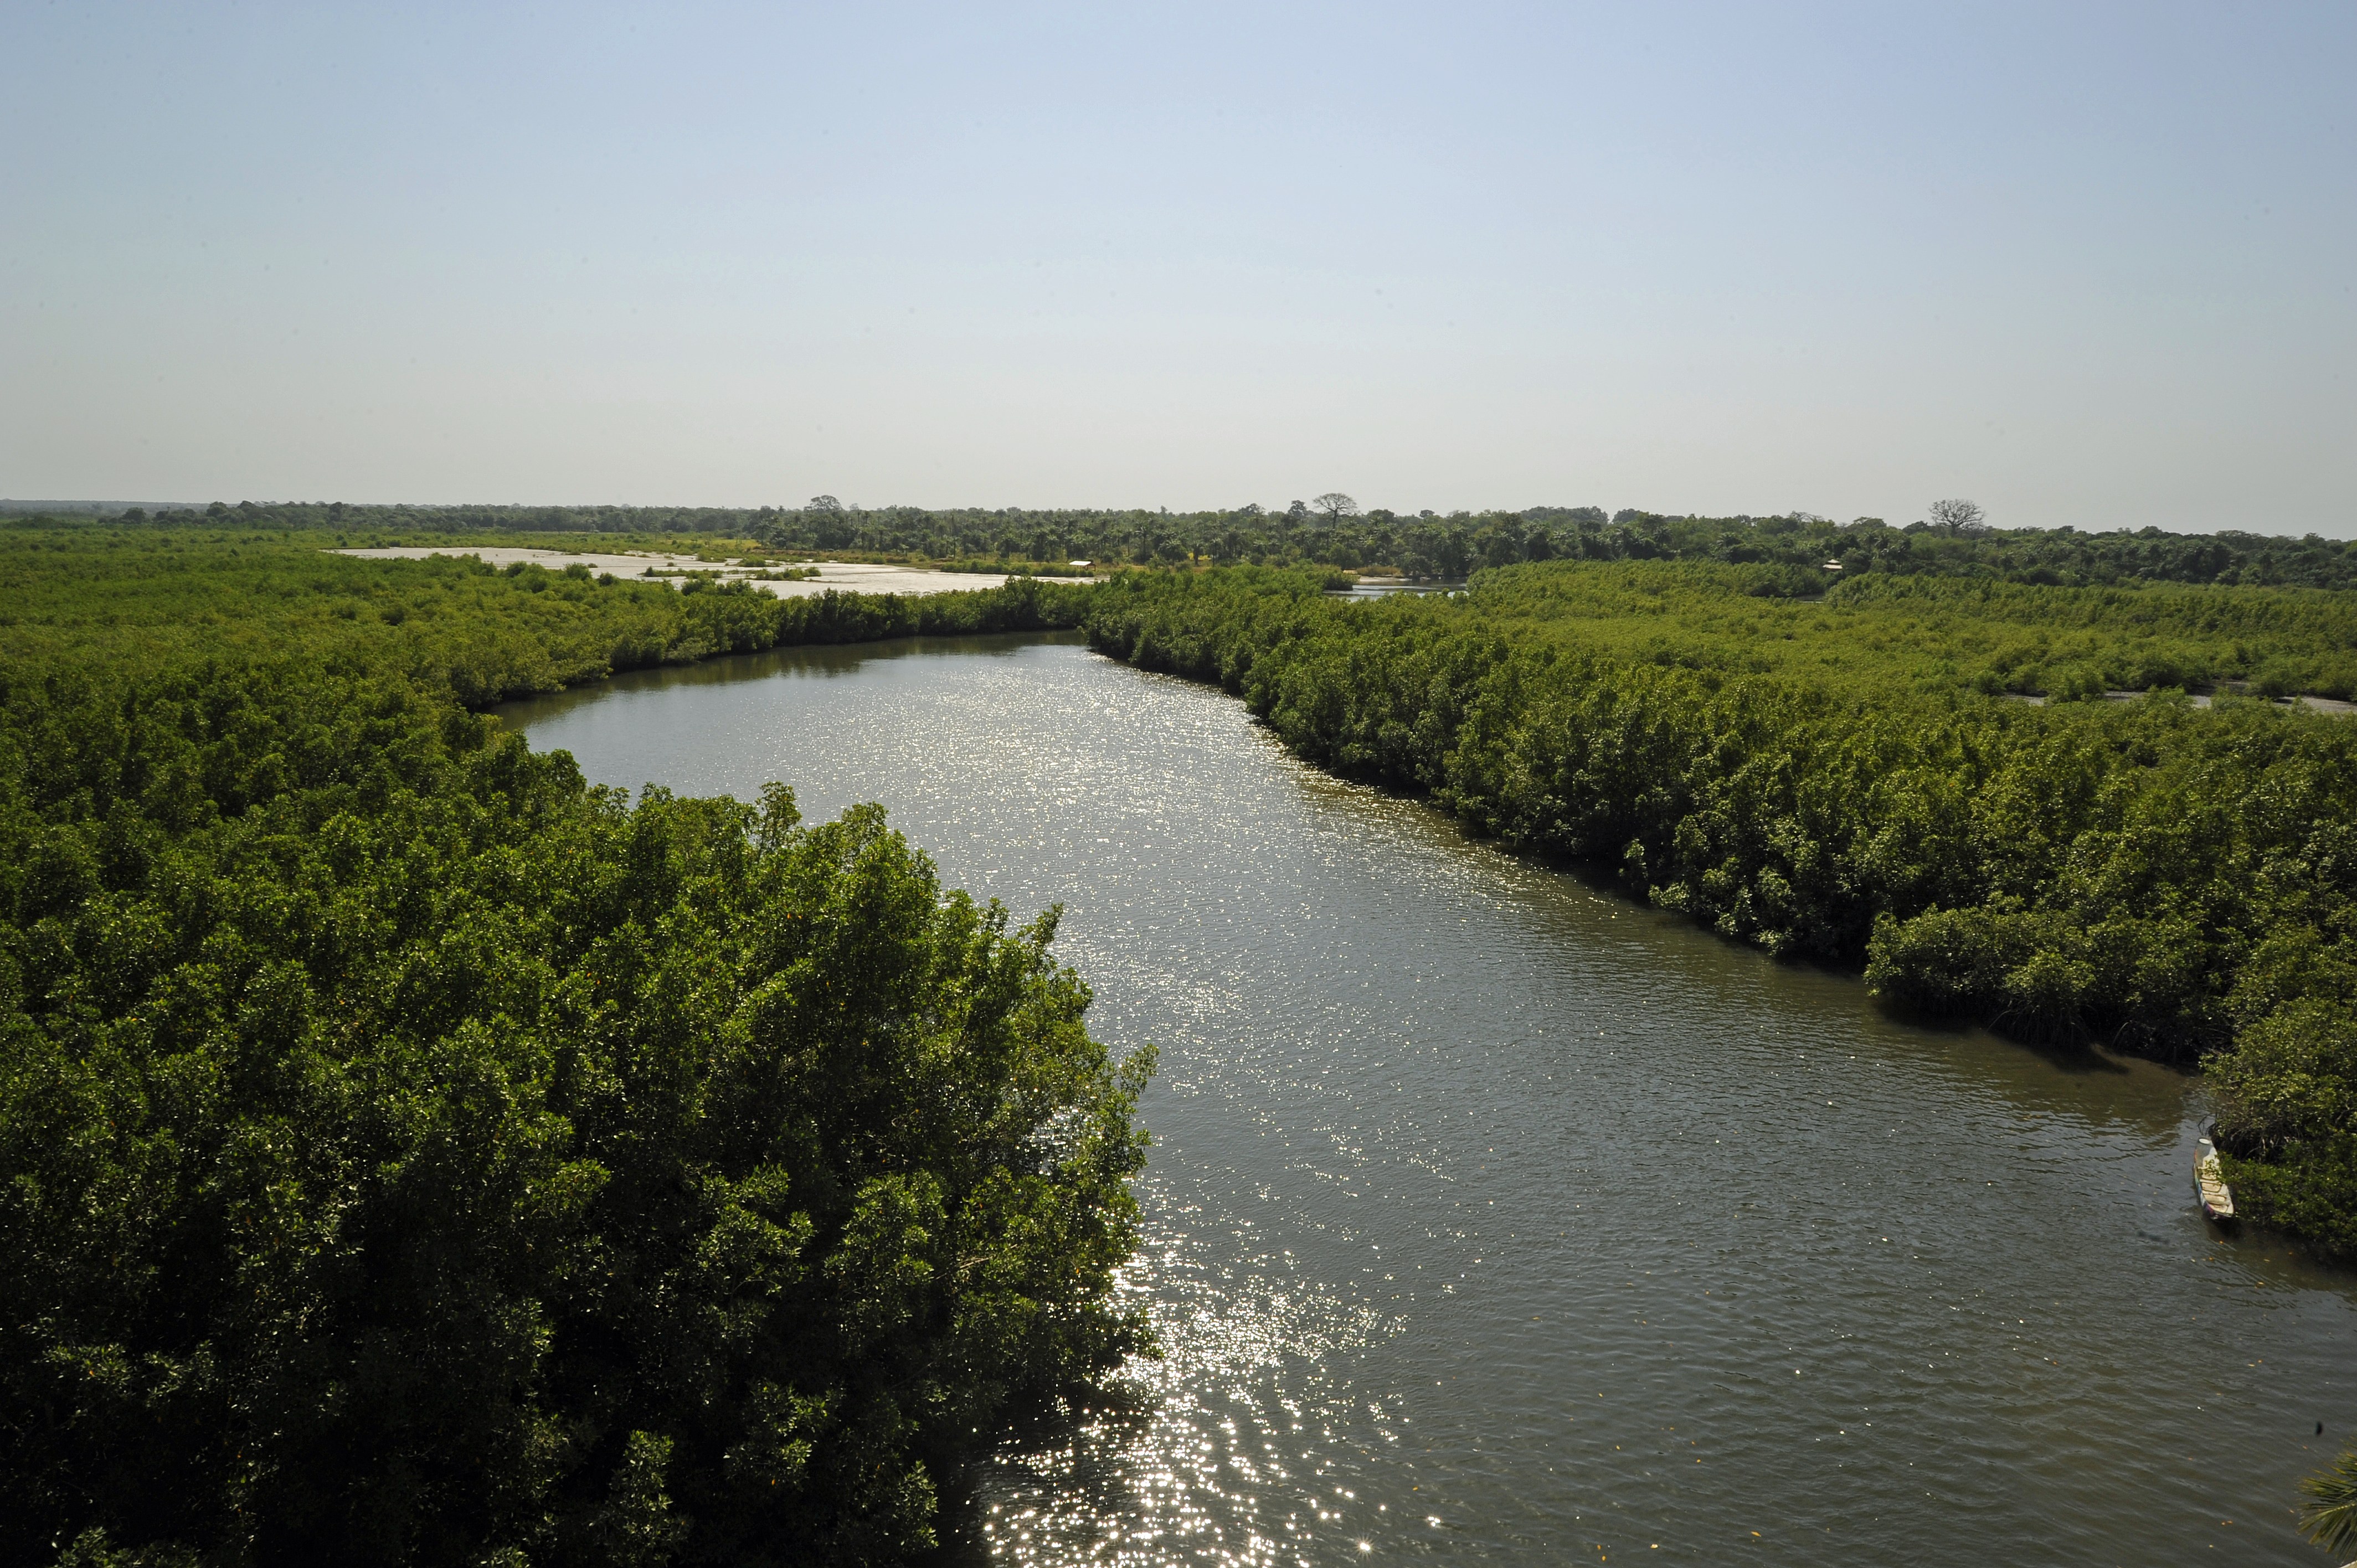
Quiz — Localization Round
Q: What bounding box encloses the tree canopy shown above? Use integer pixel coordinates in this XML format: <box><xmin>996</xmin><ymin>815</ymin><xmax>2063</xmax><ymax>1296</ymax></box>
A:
<box><xmin>0</xmin><ymin>525</ymin><xmax>1148</xmax><ymax>1566</ymax></box>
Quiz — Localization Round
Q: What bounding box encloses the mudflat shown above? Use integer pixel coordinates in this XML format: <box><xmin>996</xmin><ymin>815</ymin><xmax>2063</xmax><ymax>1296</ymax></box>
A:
<box><xmin>334</xmin><ymin>544</ymin><xmax>1010</xmax><ymax>597</ymax></box>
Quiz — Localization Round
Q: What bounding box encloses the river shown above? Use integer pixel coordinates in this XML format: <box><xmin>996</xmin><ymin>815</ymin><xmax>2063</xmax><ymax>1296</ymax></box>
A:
<box><xmin>499</xmin><ymin>633</ymin><xmax>2353</xmax><ymax>1566</ymax></box>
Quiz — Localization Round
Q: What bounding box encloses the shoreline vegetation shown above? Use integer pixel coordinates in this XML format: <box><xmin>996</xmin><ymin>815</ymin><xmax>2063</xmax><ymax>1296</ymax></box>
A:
<box><xmin>0</xmin><ymin>525</ymin><xmax>1133</xmax><ymax>1565</ymax></box>
<box><xmin>1078</xmin><ymin>563</ymin><xmax>2357</xmax><ymax>1262</ymax></box>
<box><xmin>8</xmin><ymin>513</ymin><xmax>2357</xmax><ymax>1560</ymax></box>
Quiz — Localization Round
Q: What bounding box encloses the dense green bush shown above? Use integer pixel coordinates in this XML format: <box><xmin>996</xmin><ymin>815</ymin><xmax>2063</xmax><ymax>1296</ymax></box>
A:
<box><xmin>0</xmin><ymin>529</ymin><xmax>1091</xmax><ymax>708</ymax></box>
<box><xmin>1082</xmin><ymin>563</ymin><xmax>2357</xmax><ymax>1254</ymax></box>
<box><xmin>0</xmin><ymin>534</ymin><xmax>1145</xmax><ymax>1565</ymax></box>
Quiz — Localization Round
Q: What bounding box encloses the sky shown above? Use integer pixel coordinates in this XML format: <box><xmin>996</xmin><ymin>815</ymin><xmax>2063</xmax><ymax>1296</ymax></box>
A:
<box><xmin>4</xmin><ymin>2</ymin><xmax>2352</xmax><ymax>530</ymax></box>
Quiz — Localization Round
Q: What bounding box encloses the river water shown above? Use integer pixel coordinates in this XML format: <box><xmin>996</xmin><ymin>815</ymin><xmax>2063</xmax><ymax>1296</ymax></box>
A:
<box><xmin>500</xmin><ymin>634</ymin><xmax>2354</xmax><ymax>1566</ymax></box>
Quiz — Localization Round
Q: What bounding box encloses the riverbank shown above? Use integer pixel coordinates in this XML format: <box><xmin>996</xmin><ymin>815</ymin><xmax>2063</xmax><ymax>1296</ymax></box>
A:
<box><xmin>11</xmin><ymin>522</ymin><xmax>2355</xmax><ymax>1557</ymax></box>
<box><xmin>14</xmin><ymin>525</ymin><xmax>2350</xmax><ymax>1250</ymax></box>
<box><xmin>1077</xmin><ymin>563</ymin><xmax>2357</xmax><ymax>1260</ymax></box>
<box><xmin>506</xmin><ymin>631</ymin><xmax>2357</xmax><ymax>1567</ymax></box>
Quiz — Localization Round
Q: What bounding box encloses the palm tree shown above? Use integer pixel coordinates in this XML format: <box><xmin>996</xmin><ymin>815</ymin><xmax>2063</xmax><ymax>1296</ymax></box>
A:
<box><xmin>2302</xmin><ymin>1447</ymin><xmax>2357</xmax><ymax>1555</ymax></box>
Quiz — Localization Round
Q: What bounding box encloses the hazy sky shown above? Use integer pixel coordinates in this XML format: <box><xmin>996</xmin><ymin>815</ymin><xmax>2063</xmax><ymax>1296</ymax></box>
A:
<box><xmin>6</xmin><ymin>2</ymin><xmax>2351</xmax><ymax>529</ymax></box>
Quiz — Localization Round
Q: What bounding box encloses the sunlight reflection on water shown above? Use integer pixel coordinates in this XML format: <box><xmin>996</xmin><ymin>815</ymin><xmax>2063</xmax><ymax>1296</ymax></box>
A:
<box><xmin>503</xmin><ymin>636</ymin><xmax>2357</xmax><ymax>1567</ymax></box>
<box><xmin>976</xmin><ymin>1199</ymin><xmax>1404</xmax><ymax>1567</ymax></box>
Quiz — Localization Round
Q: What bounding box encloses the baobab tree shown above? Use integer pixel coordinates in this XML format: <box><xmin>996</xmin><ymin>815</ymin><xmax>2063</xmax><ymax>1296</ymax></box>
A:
<box><xmin>1311</xmin><ymin>492</ymin><xmax>1360</xmax><ymax>525</ymax></box>
<box><xmin>1927</xmin><ymin>498</ymin><xmax>1987</xmax><ymax>534</ymax></box>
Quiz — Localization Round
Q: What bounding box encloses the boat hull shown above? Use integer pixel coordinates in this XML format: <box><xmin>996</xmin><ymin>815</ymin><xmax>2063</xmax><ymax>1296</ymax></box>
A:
<box><xmin>2195</xmin><ymin>1138</ymin><xmax>2236</xmax><ymax>1225</ymax></box>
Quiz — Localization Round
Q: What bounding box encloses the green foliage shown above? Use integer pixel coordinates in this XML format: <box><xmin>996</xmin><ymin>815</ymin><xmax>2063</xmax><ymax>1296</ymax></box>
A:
<box><xmin>0</xmin><ymin>528</ymin><xmax>1092</xmax><ymax>710</ymax></box>
<box><xmin>25</xmin><ymin>497</ymin><xmax>2357</xmax><ymax>588</ymax></box>
<box><xmin>1453</xmin><ymin>560</ymin><xmax>2357</xmax><ymax>699</ymax></box>
<box><xmin>0</xmin><ymin>532</ymin><xmax>1147</xmax><ymax>1565</ymax></box>
<box><xmin>2301</xmin><ymin>1446</ymin><xmax>2357</xmax><ymax>1552</ymax></box>
<box><xmin>1082</xmin><ymin>561</ymin><xmax>2357</xmax><ymax>1255</ymax></box>
<box><xmin>2210</xmin><ymin>1001</ymin><xmax>2357</xmax><ymax>1157</ymax></box>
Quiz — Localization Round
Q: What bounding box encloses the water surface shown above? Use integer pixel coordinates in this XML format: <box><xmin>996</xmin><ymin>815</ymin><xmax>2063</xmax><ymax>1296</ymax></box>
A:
<box><xmin>501</xmin><ymin>635</ymin><xmax>2353</xmax><ymax>1566</ymax></box>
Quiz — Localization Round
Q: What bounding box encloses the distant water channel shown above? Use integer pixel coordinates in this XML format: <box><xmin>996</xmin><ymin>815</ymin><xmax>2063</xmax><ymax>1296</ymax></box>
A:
<box><xmin>501</xmin><ymin>635</ymin><xmax>2354</xmax><ymax>1566</ymax></box>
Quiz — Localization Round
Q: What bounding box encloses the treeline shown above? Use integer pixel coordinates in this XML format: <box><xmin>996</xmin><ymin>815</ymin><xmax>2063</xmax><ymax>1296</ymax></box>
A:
<box><xmin>1466</xmin><ymin>560</ymin><xmax>2357</xmax><ymax>701</ymax></box>
<box><xmin>0</xmin><ymin>529</ymin><xmax>1141</xmax><ymax>1564</ymax></box>
<box><xmin>33</xmin><ymin>499</ymin><xmax>2357</xmax><ymax>591</ymax></box>
<box><xmin>0</xmin><ymin>528</ymin><xmax>1091</xmax><ymax>708</ymax></box>
<box><xmin>1081</xmin><ymin>563</ymin><xmax>2357</xmax><ymax>1256</ymax></box>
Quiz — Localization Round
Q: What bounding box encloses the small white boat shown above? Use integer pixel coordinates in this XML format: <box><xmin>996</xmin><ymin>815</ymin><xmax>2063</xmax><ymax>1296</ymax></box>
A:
<box><xmin>2195</xmin><ymin>1137</ymin><xmax>2236</xmax><ymax>1224</ymax></box>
